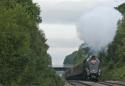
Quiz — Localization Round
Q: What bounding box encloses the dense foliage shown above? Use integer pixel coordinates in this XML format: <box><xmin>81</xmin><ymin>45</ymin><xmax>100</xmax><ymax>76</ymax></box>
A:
<box><xmin>0</xmin><ymin>0</ymin><xmax>64</xmax><ymax>86</ymax></box>
<box><xmin>63</xmin><ymin>43</ymin><xmax>90</xmax><ymax>65</ymax></box>
<box><xmin>101</xmin><ymin>3</ymin><xmax>125</xmax><ymax>80</ymax></box>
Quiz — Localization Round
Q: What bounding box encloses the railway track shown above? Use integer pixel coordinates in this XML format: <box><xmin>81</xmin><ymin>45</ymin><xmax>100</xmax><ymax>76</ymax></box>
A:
<box><xmin>68</xmin><ymin>80</ymin><xmax>91</xmax><ymax>86</ymax></box>
<box><xmin>66</xmin><ymin>80</ymin><xmax>125</xmax><ymax>86</ymax></box>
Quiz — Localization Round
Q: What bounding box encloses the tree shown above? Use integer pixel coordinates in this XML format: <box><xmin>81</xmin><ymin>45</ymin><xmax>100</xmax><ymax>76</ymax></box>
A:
<box><xmin>0</xmin><ymin>0</ymin><xmax>64</xmax><ymax>86</ymax></box>
<box><xmin>64</xmin><ymin>43</ymin><xmax>90</xmax><ymax>65</ymax></box>
<box><xmin>101</xmin><ymin>3</ymin><xmax>125</xmax><ymax>80</ymax></box>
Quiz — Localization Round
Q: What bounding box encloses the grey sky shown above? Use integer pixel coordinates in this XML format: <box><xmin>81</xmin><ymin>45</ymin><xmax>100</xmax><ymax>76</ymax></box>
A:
<box><xmin>40</xmin><ymin>23</ymin><xmax>82</xmax><ymax>65</ymax></box>
<box><xmin>34</xmin><ymin>0</ymin><xmax>124</xmax><ymax>24</ymax></box>
<box><xmin>33</xmin><ymin>0</ymin><xmax>125</xmax><ymax>66</ymax></box>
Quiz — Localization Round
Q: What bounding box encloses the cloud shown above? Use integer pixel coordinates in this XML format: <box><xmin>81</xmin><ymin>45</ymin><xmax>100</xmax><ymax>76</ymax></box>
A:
<box><xmin>47</xmin><ymin>38</ymin><xmax>82</xmax><ymax>48</ymax></box>
<box><xmin>40</xmin><ymin>24</ymin><xmax>83</xmax><ymax>49</ymax></box>
<box><xmin>34</xmin><ymin>0</ymin><xmax>125</xmax><ymax>24</ymax></box>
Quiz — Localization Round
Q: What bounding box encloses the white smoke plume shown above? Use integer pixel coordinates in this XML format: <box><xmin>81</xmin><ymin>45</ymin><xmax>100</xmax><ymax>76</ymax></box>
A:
<box><xmin>77</xmin><ymin>6</ymin><xmax>122</xmax><ymax>51</ymax></box>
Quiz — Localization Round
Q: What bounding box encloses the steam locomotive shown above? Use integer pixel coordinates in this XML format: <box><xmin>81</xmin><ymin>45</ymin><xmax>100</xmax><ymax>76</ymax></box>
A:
<box><xmin>64</xmin><ymin>55</ymin><xmax>101</xmax><ymax>81</ymax></box>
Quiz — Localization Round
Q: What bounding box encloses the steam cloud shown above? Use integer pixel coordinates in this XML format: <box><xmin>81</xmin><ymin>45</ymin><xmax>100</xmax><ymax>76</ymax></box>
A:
<box><xmin>77</xmin><ymin>7</ymin><xmax>122</xmax><ymax>51</ymax></box>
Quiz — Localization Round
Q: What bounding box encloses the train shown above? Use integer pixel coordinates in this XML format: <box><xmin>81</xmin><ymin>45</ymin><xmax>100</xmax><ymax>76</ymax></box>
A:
<box><xmin>64</xmin><ymin>55</ymin><xmax>101</xmax><ymax>81</ymax></box>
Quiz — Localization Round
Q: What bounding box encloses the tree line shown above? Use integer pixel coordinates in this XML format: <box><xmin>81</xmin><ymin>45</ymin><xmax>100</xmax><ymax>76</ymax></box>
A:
<box><xmin>101</xmin><ymin>3</ymin><xmax>125</xmax><ymax>80</ymax></box>
<box><xmin>0</xmin><ymin>0</ymin><xmax>64</xmax><ymax>86</ymax></box>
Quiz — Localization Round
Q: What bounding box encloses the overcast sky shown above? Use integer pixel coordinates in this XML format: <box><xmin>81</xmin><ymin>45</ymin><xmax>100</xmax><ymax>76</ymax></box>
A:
<box><xmin>33</xmin><ymin>0</ymin><xmax>125</xmax><ymax>66</ymax></box>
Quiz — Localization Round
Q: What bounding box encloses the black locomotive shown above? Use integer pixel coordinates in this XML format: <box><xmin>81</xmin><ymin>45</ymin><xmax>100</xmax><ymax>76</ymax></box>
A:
<box><xmin>84</xmin><ymin>55</ymin><xmax>101</xmax><ymax>81</ymax></box>
<box><xmin>64</xmin><ymin>55</ymin><xmax>101</xmax><ymax>81</ymax></box>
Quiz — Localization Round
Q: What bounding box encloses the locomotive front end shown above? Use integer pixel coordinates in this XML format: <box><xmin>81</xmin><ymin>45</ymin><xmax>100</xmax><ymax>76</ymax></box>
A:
<box><xmin>85</xmin><ymin>55</ymin><xmax>101</xmax><ymax>81</ymax></box>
